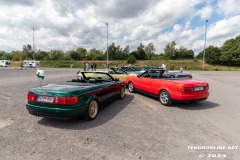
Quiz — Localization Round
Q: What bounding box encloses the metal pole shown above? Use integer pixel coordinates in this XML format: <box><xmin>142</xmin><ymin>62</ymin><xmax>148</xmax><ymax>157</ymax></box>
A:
<box><xmin>32</xmin><ymin>28</ymin><xmax>35</xmax><ymax>60</ymax></box>
<box><xmin>106</xmin><ymin>23</ymin><xmax>108</xmax><ymax>68</ymax></box>
<box><xmin>202</xmin><ymin>20</ymin><xmax>208</xmax><ymax>71</ymax></box>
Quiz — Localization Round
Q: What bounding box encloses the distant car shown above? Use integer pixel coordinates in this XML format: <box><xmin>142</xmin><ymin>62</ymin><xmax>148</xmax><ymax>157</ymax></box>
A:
<box><xmin>163</xmin><ymin>70</ymin><xmax>192</xmax><ymax>78</ymax></box>
<box><xmin>121</xmin><ymin>66</ymin><xmax>142</xmax><ymax>74</ymax></box>
<box><xmin>26</xmin><ymin>72</ymin><xmax>125</xmax><ymax>120</ymax></box>
<box><xmin>126</xmin><ymin>69</ymin><xmax>209</xmax><ymax>106</ymax></box>
<box><xmin>107</xmin><ymin>67</ymin><xmax>137</xmax><ymax>83</ymax></box>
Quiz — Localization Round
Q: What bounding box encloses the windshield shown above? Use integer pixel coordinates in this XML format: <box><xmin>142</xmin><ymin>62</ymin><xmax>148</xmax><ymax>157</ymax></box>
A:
<box><xmin>83</xmin><ymin>72</ymin><xmax>113</xmax><ymax>81</ymax></box>
<box><xmin>141</xmin><ymin>70</ymin><xmax>165</xmax><ymax>78</ymax></box>
<box><xmin>112</xmin><ymin>68</ymin><xmax>127</xmax><ymax>74</ymax></box>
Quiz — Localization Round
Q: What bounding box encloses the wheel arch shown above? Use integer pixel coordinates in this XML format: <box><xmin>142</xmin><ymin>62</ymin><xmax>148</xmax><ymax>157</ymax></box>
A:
<box><xmin>86</xmin><ymin>95</ymin><xmax>99</xmax><ymax>105</ymax></box>
<box><xmin>158</xmin><ymin>88</ymin><xmax>171</xmax><ymax>96</ymax></box>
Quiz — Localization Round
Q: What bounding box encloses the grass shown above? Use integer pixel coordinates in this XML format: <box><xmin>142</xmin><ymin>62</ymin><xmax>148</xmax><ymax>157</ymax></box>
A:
<box><xmin>9</xmin><ymin>60</ymin><xmax>240</xmax><ymax>71</ymax></box>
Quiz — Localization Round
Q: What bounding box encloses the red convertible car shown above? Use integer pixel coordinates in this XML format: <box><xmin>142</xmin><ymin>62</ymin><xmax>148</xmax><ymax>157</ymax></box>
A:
<box><xmin>126</xmin><ymin>69</ymin><xmax>209</xmax><ymax>106</ymax></box>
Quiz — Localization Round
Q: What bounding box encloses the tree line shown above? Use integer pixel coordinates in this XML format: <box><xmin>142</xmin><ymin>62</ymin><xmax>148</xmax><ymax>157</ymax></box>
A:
<box><xmin>0</xmin><ymin>34</ymin><xmax>240</xmax><ymax>66</ymax></box>
<box><xmin>197</xmin><ymin>35</ymin><xmax>240</xmax><ymax>66</ymax></box>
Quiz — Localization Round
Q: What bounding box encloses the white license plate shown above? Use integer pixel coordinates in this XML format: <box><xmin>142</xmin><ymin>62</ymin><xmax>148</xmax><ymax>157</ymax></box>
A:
<box><xmin>194</xmin><ymin>86</ymin><xmax>204</xmax><ymax>91</ymax></box>
<box><xmin>37</xmin><ymin>96</ymin><xmax>54</xmax><ymax>103</ymax></box>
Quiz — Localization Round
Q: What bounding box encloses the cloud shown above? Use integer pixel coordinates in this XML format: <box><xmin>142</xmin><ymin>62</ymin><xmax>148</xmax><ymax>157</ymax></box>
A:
<box><xmin>0</xmin><ymin>0</ymin><xmax>239</xmax><ymax>57</ymax></box>
<box><xmin>95</xmin><ymin>0</ymin><xmax>158</xmax><ymax>19</ymax></box>
<box><xmin>0</xmin><ymin>0</ymin><xmax>37</xmax><ymax>6</ymax></box>
<box><xmin>195</xmin><ymin>5</ymin><xmax>213</xmax><ymax>20</ymax></box>
<box><xmin>207</xmin><ymin>15</ymin><xmax>240</xmax><ymax>46</ymax></box>
<box><xmin>217</xmin><ymin>0</ymin><xmax>240</xmax><ymax>17</ymax></box>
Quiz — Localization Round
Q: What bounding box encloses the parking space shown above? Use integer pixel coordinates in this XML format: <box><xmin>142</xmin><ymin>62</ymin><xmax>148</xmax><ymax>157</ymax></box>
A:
<box><xmin>0</xmin><ymin>68</ymin><xmax>239</xmax><ymax>160</ymax></box>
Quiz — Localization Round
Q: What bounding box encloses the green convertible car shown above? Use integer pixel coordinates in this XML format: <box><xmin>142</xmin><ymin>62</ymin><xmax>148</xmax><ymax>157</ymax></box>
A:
<box><xmin>26</xmin><ymin>72</ymin><xmax>125</xmax><ymax>120</ymax></box>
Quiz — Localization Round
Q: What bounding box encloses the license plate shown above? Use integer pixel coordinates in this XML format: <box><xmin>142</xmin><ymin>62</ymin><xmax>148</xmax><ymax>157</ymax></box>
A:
<box><xmin>194</xmin><ymin>86</ymin><xmax>204</xmax><ymax>91</ymax></box>
<box><xmin>37</xmin><ymin>96</ymin><xmax>54</xmax><ymax>103</ymax></box>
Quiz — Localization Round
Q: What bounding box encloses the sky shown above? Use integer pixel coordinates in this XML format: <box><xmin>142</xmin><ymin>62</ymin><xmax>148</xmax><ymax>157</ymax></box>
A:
<box><xmin>0</xmin><ymin>0</ymin><xmax>240</xmax><ymax>55</ymax></box>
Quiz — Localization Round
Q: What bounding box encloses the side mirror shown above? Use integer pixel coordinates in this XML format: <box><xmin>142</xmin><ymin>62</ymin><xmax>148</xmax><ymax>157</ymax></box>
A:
<box><xmin>137</xmin><ymin>74</ymin><xmax>140</xmax><ymax>78</ymax></box>
<box><xmin>115</xmin><ymin>78</ymin><xmax>119</xmax><ymax>81</ymax></box>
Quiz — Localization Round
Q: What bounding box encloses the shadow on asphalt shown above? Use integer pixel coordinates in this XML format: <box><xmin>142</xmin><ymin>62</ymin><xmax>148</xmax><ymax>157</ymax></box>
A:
<box><xmin>176</xmin><ymin>100</ymin><xmax>219</xmax><ymax>110</ymax></box>
<box><xmin>37</xmin><ymin>94</ymin><xmax>134</xmax><ymax>130</ymax></box>
<box><xmin>130</xmin><ymin>91</ymin><xmax>218</xmax><ymax>110</ymax></box>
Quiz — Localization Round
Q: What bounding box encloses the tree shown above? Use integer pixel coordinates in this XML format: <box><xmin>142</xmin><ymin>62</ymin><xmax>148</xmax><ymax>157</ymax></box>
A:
<box><xmin>220</xmin><ymin>52</ymin><xmax>240</xmax><ymax>66</ymax></box>
<box><xmin>136</xmin><ymin>43</ymin><xmax>146</xmax><ymax>60</ymax></box>
<box><xmin>0</xmin><ymin>51</ymin><xmax>7</xmax><ymax>59</ymax></box>
<box><xmin>76</xmin><ymin>48</ymin><xmax>87</xmax><ymax>60</ymax></box>
<box><xmin>35</xmin><ymin>50</ymin><xmax>49</xmax><ymax>60</ymax></box>
<box><xmin>69</xmin><ymin>50</ymin><xmax>81</xmax><ymax>60</ymax></box>
<box><xmin>87</xmin><ymin>48</ymin><xmax>104</xmax><ymax>60</ymax></box>
<box><xmin>123</xmin><ymin>45</ymin><xmax>130</xmax><ymax>55</ymax></box>
<box><xmin>1</xmin><ymin>53</ymin><xmax>12</xmax><ymax>60</ymax></box>
<box><xmin>197</xmin><ymin>46</ymin><xmax>221</xmax><ymax>64</ymax></box>
<box><xmin>104</xmin><ymin>43</ymin><xmax>128</xmax><ymax>60</ymax></box>
<box><xmin>221</xmin><ymin>35</ymin><xmax>240</xmax><ymax>53</ymax></box>
<box><xmin>10</xmin><ymin>51</ymin><xmax>22</xmax><ymax>61</ymax></box>
<box><xmin>129</xmin><ymin>51</ymin><xmax>138</xmax><ymax>59</ymax></box>
<box><xmin>219</xmin><ymin>35</ymin><xmax>240</xmax><ymax>66</ymax></box>
<box><xmin>164</xmin><ymin>41</ymin><xmax>177</xmax><ymax>59</ymax></box>
<box><xmin>178</xmin><ymin>47</ymin><xmax>194</xmax><ymax>59</ymax></box>
<box><xmin>22</xmin><ymin>44</ymin><xmax>33</xmax><ymax>60</ymax></box>
<box><xmin>48</xmin><ymin>50</ymin><xmax>64</xmax><ymax>60</ymax></box>
<box><xmin>145</xmin><ymin>43</ymin><xmax>155</xmax><ymax>60</ymax></box>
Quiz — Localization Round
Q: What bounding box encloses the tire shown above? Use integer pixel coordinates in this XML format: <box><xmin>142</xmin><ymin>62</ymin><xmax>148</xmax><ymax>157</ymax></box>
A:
<box><xmin>159</xmin><ymin>90</ymin><xmax>172</xmax><ymax>106</ymax></box>
<box><xmin>119</xmin><ymin>86</ymin><xmax>125</xmax><ymax>99</ymax></box>
<box><xmin>84</xmin><ymin>100</ymin><xmax>98</xmax><ymax>121</ymax></box>
<box><xmin>128</xmin><ymin>82</ymin><xmax>135</xmax><ymax>93</ymax></box>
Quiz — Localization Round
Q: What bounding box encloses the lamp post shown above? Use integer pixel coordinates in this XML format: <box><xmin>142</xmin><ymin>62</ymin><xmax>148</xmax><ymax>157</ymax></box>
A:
<box><xmin>106</xmin><ymin>23</ymin><xmax>108</xmax><ymax>68</ymax></box>
<box><xmin>202</xmin><ymin>20</ymin><xmax>208</xmax><ymax>71</ymax></box>
<box><xmin>32</xmin><ymin>28</ymin><xmax>35</xmax><ymax>60</ymax></box>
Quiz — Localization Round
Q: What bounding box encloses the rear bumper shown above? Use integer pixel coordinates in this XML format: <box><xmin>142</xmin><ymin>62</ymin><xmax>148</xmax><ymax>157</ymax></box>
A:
<box><xmin>170</xmin><ymin>92</ymin><xmax>209</xmax><ymax>101</ymax></box>
<box><xmin>26</xmin><ymin>103</ymin><xmax>87</xmax><ymax>119</ymax></box>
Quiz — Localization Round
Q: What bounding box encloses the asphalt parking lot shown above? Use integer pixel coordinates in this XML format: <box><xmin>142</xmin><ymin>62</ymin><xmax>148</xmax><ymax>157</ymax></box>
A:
<box><xmin>0</xmin><ymin>67</ymin><xmax>240</xmax><ymax>160</ymax></box>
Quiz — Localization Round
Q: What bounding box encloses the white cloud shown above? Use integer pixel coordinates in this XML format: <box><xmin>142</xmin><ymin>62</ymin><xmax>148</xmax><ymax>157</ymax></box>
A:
<box><xmin>196</xmin><ymin>5</ymin><xmax>213</xmax><ymax>20</ymax></box>
<box><xmin>0</xmin><ymin>0</ymin><xmax>239</xmax><ymax>57</ymax></box>
<box><xmin>217</xmin><ymin>0</ymin><xmax>240</xmax><ymax>17</ymax></box>
<box><xmin>207</xmin><ymin>15</ymin><xmax>240</xmax><ymax>46</ymax></box>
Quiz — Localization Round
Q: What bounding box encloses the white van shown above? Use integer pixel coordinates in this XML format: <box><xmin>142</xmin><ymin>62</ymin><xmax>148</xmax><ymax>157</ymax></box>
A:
<box><xmin>22</xmin><ymin>60</ymin><xmax>40</xmax><ymax>68</ymax></box>
<box><xmin>0</xmin><ymin>60</ymin><xmax>11</xmax><ymax>67</ymax></box>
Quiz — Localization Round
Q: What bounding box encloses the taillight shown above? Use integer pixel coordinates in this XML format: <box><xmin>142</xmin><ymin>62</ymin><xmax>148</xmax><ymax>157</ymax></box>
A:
<box><xmin>54</xmin><ymin>96</ymin><xmax>78</xmax><ymax>105</ymax></box>
<box><xmin>67</xmin><ymin>96</ymin><xmax>78</xmax><ymax>105</ymax></box>
<box><xmin>28</xmin><ymin>93</ymin><xmax>37</xmax><ymax>102</ymax></box>
<box><xmin>178</xmin><ymin>86</ymin><xmax>193</xmax><ymax>93</ymax></box>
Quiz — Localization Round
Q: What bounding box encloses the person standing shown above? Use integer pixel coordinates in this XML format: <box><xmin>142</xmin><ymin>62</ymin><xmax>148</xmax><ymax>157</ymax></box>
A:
<box><xmin>162</xmin><ymin>63</ymin><xmax>166</xmax><ymax>70</ymax></box>
<box><xmin>83</xmin><ymin>62</ymin><xmax>86</xmax><ymax>71</ymax></box>
<box><xmin>86</xmin><ymin>62</ymin><xmax>89</xmax><ymax>71</ymax></box>
<box><xmin>93</xmin><ymin>62</ymin><xmax>97</xmax><ymax>71</ymax></box>
<box><xmin>180</xmin><ymin>67</ymin><xmax>183</xmax><ymax>73</ymax></box>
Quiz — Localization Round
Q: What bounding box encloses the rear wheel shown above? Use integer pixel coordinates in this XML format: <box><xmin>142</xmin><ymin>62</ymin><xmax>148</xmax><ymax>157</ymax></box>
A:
<box><xmin>85</xmin><ymin>100</ymin><xmax>98</xmax><ymax>121</ymax></box>
<box><xmin>128</xmin><ymin>82</ymin><xmax>135</xmax><ymax>93</ymax></box>
<box><xmin>119</xmin><ymin>86</ymin><xmax>125</xmax><ymax>99</ymax></box>
<box><xmin>159</xmin><ymin>90</ymin><xmax>172</xmax><ymax>106</ymax></box>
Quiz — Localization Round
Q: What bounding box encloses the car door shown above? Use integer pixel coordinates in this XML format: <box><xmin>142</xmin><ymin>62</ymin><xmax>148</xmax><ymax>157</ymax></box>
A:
<box><xmin>134</xmin><ymin>71</ymin><xmax>152</xmax><ymax>93</ymax></box>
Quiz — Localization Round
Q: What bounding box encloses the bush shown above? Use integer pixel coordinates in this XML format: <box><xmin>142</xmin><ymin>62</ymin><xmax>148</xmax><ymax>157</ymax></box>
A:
<box><xmin>127</xmin><ymin>55</ymin><xmax>136</xmax><ymax>64</ymax></box>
